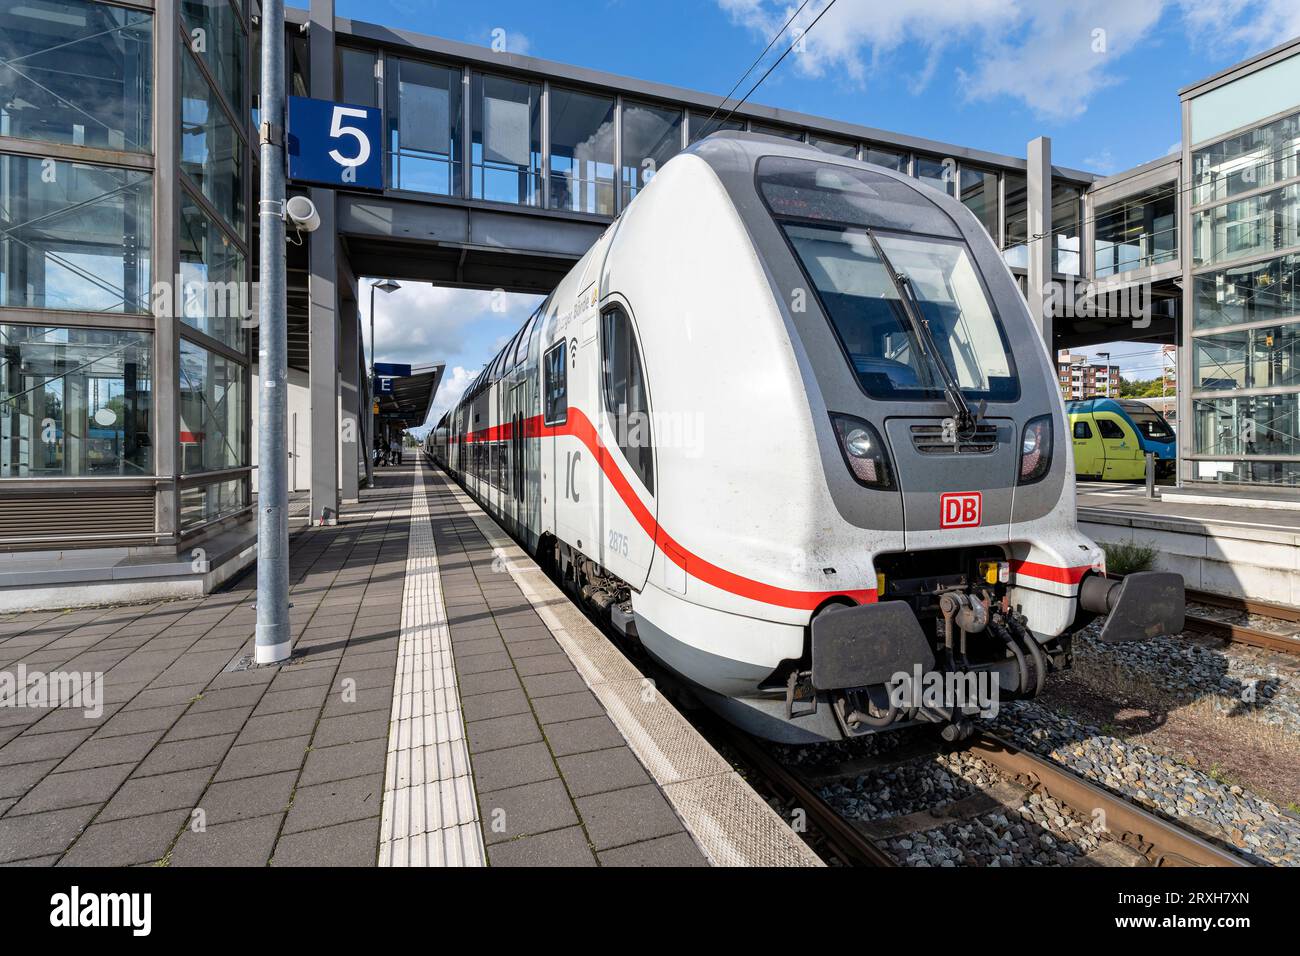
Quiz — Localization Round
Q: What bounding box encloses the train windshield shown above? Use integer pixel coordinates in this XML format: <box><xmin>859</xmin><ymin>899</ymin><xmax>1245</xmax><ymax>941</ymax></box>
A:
<box><xmin>759</xmin><ymin>159</ymin><xmax>1018</xmax><ymax>403</ymax></box>
<box><xmin>1124</xmin><ymin>407</ymin><xmax>1175</xmax><ymax>441</ymax></box>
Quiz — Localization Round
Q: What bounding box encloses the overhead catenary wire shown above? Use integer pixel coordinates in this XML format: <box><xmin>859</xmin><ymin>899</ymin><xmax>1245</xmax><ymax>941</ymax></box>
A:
<box><xmin>698</xmin><ymin>0</ymin><xmax>814</xmax><ymax>141</ymax></box>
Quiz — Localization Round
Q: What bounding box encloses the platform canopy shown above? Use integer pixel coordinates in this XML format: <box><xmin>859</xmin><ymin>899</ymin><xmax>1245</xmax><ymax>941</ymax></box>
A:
<box><xmin>376</xmin><ymin>363</ymin><xmax>445</xmax><ymax>430</ymax></box>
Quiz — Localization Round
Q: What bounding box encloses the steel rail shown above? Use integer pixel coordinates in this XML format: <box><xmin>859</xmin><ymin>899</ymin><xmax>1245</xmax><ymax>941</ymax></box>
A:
<box><xmin>969</xmin><ymin>733</ymin><xmax>1253</xmax><ymax>868</ymax></box>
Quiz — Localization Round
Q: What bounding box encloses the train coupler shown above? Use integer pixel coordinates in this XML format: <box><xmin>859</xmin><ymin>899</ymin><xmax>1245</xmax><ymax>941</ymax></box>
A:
<box><xmin>1078</xmin><ymin>571</ymin><xmax>1185</xmax><ymax>643</ymax></box>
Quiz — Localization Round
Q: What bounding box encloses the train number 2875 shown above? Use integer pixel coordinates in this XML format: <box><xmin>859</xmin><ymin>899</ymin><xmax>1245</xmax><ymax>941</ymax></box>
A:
<box><xmin>608</xmin><ymin>530</ymin><xmax>630</xmax><ymax>557</ymax></box>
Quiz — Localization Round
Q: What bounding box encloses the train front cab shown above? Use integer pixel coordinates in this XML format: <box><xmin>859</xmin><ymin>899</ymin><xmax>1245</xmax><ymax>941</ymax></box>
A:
<box><xmin>1067</xmin><ymin>399</ymin><xmax>1175</xmax><ymax>480</ymax></box>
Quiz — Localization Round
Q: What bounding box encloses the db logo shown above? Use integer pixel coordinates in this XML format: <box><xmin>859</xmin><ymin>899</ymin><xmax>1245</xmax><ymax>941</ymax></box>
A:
<box><xmin>940</xmin><ymin>492</ymin><xmax>982</xmax><ymax>529</ymax></box>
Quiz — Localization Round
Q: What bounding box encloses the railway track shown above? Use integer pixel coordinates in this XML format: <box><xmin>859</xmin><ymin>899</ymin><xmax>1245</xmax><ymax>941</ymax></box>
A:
<box><xmin>1182</xmin><ymin>588</ymin><xmax>1300</xmax><ymax>656</ymax></box>
<box><xmin>723</xmin><ymin>726</ymin><xmax>1253</xmax><ymax>868</ymax></box>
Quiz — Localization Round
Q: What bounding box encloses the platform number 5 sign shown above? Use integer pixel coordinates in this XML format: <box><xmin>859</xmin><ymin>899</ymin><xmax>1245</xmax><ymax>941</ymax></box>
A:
<box><xmin>287</xmin><ymin>96</ymin><xmax>383</xmax><ymax>190</ymax></box>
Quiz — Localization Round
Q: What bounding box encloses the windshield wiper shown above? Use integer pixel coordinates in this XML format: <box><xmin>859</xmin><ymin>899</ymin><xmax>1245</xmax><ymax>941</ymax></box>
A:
<box><xmin>867</xmin><ymin>230</ymin><xmax>976</xmax><ymax>432</ymax></box>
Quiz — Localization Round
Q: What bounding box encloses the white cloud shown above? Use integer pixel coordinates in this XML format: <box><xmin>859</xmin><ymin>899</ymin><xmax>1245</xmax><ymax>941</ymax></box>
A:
<box><xmin>362</xmin><ymin>283</ymin><xmax>541</xmax><ymax>369</ymax></box>
<box><xmin>716</xmin><ymin>0</ymin><xmax>1300</xmax><ymax>120</ymax></box>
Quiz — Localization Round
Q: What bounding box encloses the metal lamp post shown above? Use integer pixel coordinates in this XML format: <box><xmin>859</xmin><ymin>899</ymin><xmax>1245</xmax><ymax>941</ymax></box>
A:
<box><xmin>255</xmin><ymin>0</ymin><xmax>290</xmax><ymax>665</ymax></box>
<box><xmin>369</xmin><ymin>278</ymin><xmax>400</xmax><ymax>456</ymax></box>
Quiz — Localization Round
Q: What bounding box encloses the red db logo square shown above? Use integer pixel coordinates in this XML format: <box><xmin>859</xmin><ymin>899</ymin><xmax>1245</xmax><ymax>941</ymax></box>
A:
<box><xmin>940</xmin><ymin>492</ymin><xmax>982</xmax><ymax>529</ymax></box>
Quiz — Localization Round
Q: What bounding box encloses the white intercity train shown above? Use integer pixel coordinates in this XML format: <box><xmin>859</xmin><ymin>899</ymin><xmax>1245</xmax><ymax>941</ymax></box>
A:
<box><xmin>427</xmin><ymin>132</ymin><xmax>1183</xmax><ymax>743</ymax></box>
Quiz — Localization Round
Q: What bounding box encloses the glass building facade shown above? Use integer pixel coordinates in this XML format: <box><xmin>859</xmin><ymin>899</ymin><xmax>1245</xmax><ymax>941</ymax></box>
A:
<box><xmin>0</xmin><ymin>0</ymin><xmax>251</xmax><ymax>547</ymax></box>
<box><xmin>1185</xmin><ymin>49</ymin><xmax>1300</xmax><ymax>487</ymax></box>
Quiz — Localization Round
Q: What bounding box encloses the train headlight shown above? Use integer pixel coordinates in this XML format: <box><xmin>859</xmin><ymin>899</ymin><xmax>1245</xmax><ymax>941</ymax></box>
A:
<box><xmin>1018</xmin><ymin>414</ymin><xmax>1053</xmax><ymax>485</ymax></box>
<box><xmin>830</xmin><ymin>414</ymin><xmax>894</xmax><ymax>490</ymax></box>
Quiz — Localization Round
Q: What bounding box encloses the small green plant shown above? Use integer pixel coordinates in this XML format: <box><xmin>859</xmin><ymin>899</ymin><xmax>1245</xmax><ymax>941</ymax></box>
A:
<box><xmin>1102</xmin><ymin>541</ymin><xmax>1158</xmax><ymax>576</ymax></box>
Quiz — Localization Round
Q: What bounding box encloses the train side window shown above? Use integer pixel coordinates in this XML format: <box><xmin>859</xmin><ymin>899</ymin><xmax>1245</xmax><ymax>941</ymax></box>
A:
<box><xmin>1097</xmin><ymin>419</ymin><xmax>1124</xmax><ymax>440</ymax></box>
<box><xmin>601</xmin><ymin>305</ymin><xmax>654</xmax><ymax>495</ymax></box>
<box><xmin>543</xmin><ymin>340</ymin><xmax>567</xmax><ymax>425</ymax></box>
<box><xmin>1073</xmin><ymin>421</ymin><xmax>1092</xmax><ymax>439</ymax></box>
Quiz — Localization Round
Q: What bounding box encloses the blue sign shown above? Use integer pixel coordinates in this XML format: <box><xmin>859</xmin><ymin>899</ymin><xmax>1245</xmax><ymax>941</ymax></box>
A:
<box><xmin>373</xmin><ymin>362</ymin><xmax>411</xmax><ymax>378</ymax></box>
<box><xmin>287</xmin><ymin>96</ymin><xmax>383</xmax><ymax>190</ymax></box>
<box><xmin>375</xmin><ymin>376</ymin><xmax>395</xmax><ymax>395</ymax></box>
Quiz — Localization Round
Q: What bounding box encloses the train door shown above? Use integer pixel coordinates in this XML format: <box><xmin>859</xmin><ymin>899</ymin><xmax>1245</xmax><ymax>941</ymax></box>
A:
<box><xmin>542</xmin><ymin>338</ymin><xmax>565</xmax><ymax>540</ymax></box>
<box><xmin>507</xmin><ymin>381</ymin><xmax>525</xmax><ymax>532</ymax></box>
<box><xmin>555</xmin><ymin>301</ymin><xmax>602</xmax><ymax>566</ymax></box>
<box><xmin>597</xmin><ymin>303</ymin><xmax>655</xmax><ymax>590</ymax></box>
<box><xmin>1096</xmin><ymin>413</ymin><xmax>1141</xmax><ymax>480</ymax></box>
<box><xmin>1071</xmin><ymin>416</ymin><xmax>1102</xmax><ymax>478</ymax></box>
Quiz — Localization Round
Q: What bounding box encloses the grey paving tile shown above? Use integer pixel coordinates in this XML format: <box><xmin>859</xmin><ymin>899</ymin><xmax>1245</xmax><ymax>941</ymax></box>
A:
<box><xmin>466</xmin><ymin>713</ymin><xmax>542</xmax><ymax>754</ymax></box>
<box><xmin>298</xmin><ymin>740</ymin><xmax>385</xmax><ymax>786</ymax></box>
<box><xmin>457</xmin><ymin>651</ymin><xmax>513</xmax><ymax>675</ymax></box>
<box><xmin>508</xmin><ymin>639</ymin><xmax>560</xmax><ymax>659</ymax></box>
<box><xmin>270</xmin><ymin>817</ymin><xmax>379</xmax><ymax>867</ymax></box>
<box><xmin>134</xmin><ymin>734</ymin><xmax>235</xmax><ymax>778</ymax></box>
<box><xmin>556</xmin><ymin>746</ymin><xmax>651</xmax><ymax>798</ymax></box>
<box><xmin>169</xmin><ymin>814</ymin><xmax>283</xmax><ymax>867</ymax></box>
<box><xmin>532</xmin><ymin>691</ymin><xmax>606</xmax><ymax>725</ymax></box>
<box><xmin>0</xmin><ymin>758</ymin><xmax>61</xmax><ymax>799</ymax></box>
<box><xmin>59</xmin><ymin>809</ymin><xmax>188</xmax><ymax>867</ymax></box>
<box><xmin>197</xmin><ymin>770</ymin><xmax>297</xmax><ymax>825</ymax></box>
<box><xmin>575</xmin><ymin>784</ymin><xmax>685</xmax><ymax>851</ymax></box>
<box><xmin>313</xmin><ymin>712</ymin><xmax>387</xmax><ymax>749</ymax></box>
<box><xmin>281</xmin><ymin>772</ymin><xmax>383</xmax><ymax>834</ymax></box>
<box><xmin>478</xmin><ymin>777</ymin><xmax>579</xmax><ymax>845</ymax></box>
<box><xmin>521</xmin><ymin>671</ymin><xmax>588</xmax><ymax>699</ymax></box>
<box><xmin>97</xmin><ymin>768</ymin><xmax>213</xmax><ymax>823</ymax></box>
<box><xmin>187</xmin><ymin>685</ymin><xmax>266</xmax><ymax>714</ymax></box>
<box><xmin>58</xmin><ymin>730</ymin><xmax>164</xmax><ymax>773</ymax></box>
<box><xmin>234</xmin><ymin>708</ymin><xmax>321</xmax><ymax>746</ymax></box>
<box><xmin>486</xmin><ymin>825</ymin><xmax>596</xmax><ymax>867</ymax></box>
<box><xmin>0</xmin><ymin>728</ymin><xmax>96</xmax><ymax>766</ymax></box>
<box><xmin>120</xmin><ymin>683</ymin><xmax>207</xmax><ymax>711</ymax></box>
<box><xmin>544</xmin><ymin>715</ymin><xmax>626</xmax><ymax>758</ymax></box>
<box><xmin>508</xmin><ymin>653</ymin><xmax>574</xmax><ymax>678</ymax></box>
<box><xmin>8</xmin><ymin>762</ymin><xmax>135</xmax><ymax>815</ymax></box>
<box><xmin>596</xmin><ymin>832</ymin><xmax>709</xmax><ymax>867</ymax></box>
<box><xmin>458</xmin><ymin>668</ymin><xmax>523</xmax><ymax>697</ymax></box>
<box><xmin>252</xmin><ymin>686</ymin><xmax>329</xmax><ymax>717</ymax></box>
<box><xmin>0</xmin><ymin>804</ymin><xmax>99</xmax><ymax>863</ymax></box>
<box><xmin>461</xmin><ymin>688</ymin><xmax>530</xmax><ymax>723</ymax></box>
<box><xmin>212</xmin><ymin>735</ymin><xmax>309</xmax><ymax>783</ymax></box>
<box><xmin>453</xmin><ymin>636</ymin><xmax>508</xmax><ymax>658</ymax></box>
<box><xmin>163</xmin><ymin>705</ymin><xmax>254</xmax><ymax>742</ymax></box>
<box><xmin>472</xmin><ymin>741</ymin><xmax>558</xmax><ymax>793</ymax></box>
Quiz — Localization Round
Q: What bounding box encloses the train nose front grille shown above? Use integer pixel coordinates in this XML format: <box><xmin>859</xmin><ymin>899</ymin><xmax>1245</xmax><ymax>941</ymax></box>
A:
<box><xmin>909</xmin><ymin>422</ymin><xmax>1000</xmax><ymax>455</ymax></box>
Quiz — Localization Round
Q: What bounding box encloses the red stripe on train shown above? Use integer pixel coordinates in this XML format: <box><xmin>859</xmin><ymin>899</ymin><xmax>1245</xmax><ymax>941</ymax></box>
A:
<box><xmin>452</xmin><ymin>408</ymin><xmax>875</xmax><ymax>611</ymax></box>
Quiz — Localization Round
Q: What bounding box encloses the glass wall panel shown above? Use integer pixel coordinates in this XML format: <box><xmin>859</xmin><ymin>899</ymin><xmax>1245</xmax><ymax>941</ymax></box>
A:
<box><xmin>181</xmin><ymin>50</ymin><xmax>245</xmax><ymax>235</ymax></box>
<box><xmin>0</xmin><ymin>154</ymin><xmax>151</xmax><ymax>313</ymax></box>
<box><xmin>1193</xmin><ymin>111</ymin><xmax>1300</xmax><ymax>206</ymax></box>
<box><xmin>387</xmin><ymin>58</ymin><xmax>462</xmax><ymax>196</ymax></box>
<box><xmin>1192</xmin><ymin>183</ymin><xmax>1300</xmax><ymax>266</ymax></box>
<box><xmin>1194</xmin><ymin>392</ymin><xmax>1300</xmax><ymax>460</ymax></box>
<box><xmin>179</xmin><ymin>340</ymin><xmax>246</xmax><ymax>474</ymax></box>
<box><xmin>1052</xmin><ymin>183</ymin><xmax>1081</xmax><ymax>275</ymax></box>
<box><xmin>689</xmin><ymin>111</ymin><xmax>743</xmax><ymax>142</ymax></box>
<box><xmin>548</xmin><ymin>87</ymin><xmax>614</xmax><ymax>215</ymax></box>
<box><xmin>914</xmin><ymin>155</ymin><xmax>954</xmax><ymax>195</ymax></box>
<box><xmin>0</xmin><ymin>0</ymin><xmax>152</xmax><ymax>151</ymax></box>
<box><xmin>862</xmin><ymin>146</ymin><xmax>907</xmax><ymax>171</ymax></box>
<box><xmin>750</xmin><ymin>122</ymin><xmax>802</xmax><ymax>141</ymax></box>
<box><xmin>179</xmin><ymin>476</ymin><xmax>246</xmax><ymax>529</ymax></box>
<box><xmin>1193</xmin><ymin>253</ymin><xmax>1300</xmax><ymax>329</ymax></box>
<box><xmin>471</xmin><ymin>74</ymin><xmax>540</xmax><ymax>206</ymax></box>
<box><xmin>959</xmin><ymin>166</ymin><xmax>999</xmax><ymax>240</ymax></box>
<box><xmin>179</xmin><ymin>192</ymin><xmax>247</xmax><ymax>352</ymax></box>
<box><xmin>620</xmin><ymin>101</ymin><xmax>681</xmax><ymax>207</ymax></box>
<box><xmin>808</xmin><ymin>135</ymin><xmax>856</xmax><ymax>158</ymax></box>
<box><xmin>1094</xmin><ymin>185</ymin><xmax>1178</xmax><ymax>278</ymax></box>
<box><xmin>1</xmin><ymin>324</ymin><xmax>152</xmax><ymax>477</ymax></box>
<box><xmin>1002</xmin><ymin>172</ymin><xmax>1027</xmax><ymax>268</ymax></box>
<box><xmin>338</xmin><ymin>47</ymin><xmax>377</xmax><ymax>107</ymax></box>
<box><xmin>1193</xmin><ymin>323</ymin><xmax>1300</xmax><ymax>391</ymax></box>
<box><xmin>181</xmin><ymin>0</ymin><xmax>244</xmax><ymax>114</ymax></box>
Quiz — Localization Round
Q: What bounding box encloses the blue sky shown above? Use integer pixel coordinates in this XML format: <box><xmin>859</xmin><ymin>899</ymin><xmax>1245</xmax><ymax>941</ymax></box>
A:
<box><xmin>338</xmin><ymin>0</ymin><xmax>1300</xmax><ymax>426</ymax></box>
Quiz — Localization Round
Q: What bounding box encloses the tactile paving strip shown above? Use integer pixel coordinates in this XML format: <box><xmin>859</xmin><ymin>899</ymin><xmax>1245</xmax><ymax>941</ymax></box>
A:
<box><xmin>378</xmin><ymin>466</ymin><xmax>486</xmax><ymax>867</ymax></box>
<box><xmin>444</xmin><ymin>476</ymin><xmax>822</xmax><ymax>867</ymax></box>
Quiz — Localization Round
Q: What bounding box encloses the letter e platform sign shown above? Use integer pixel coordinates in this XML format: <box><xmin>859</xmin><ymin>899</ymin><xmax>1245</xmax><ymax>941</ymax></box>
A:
<box><xmin>287</xmin><ymin>96</ymin><xmax>382</xmax><ymax>190</ymax></box>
